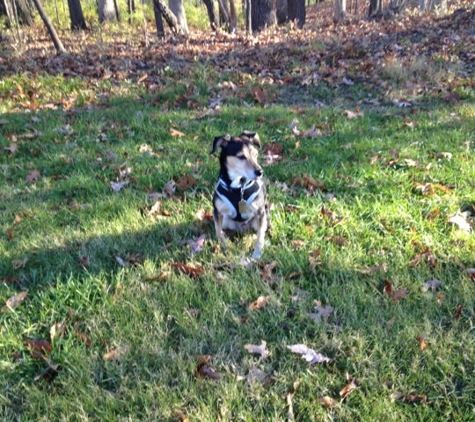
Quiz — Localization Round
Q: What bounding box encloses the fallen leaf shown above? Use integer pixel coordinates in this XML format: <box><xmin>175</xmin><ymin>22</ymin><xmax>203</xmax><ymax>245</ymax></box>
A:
<box><xmin>422</xmin><ymin>279</ymin><xmax>442</xmax><ymax>292</ymax></box>
<box><xmin>319</xmin><ymin>395</ymin><xmax>337</xmax><ymax>409</ymax></box>
<box><xmin>50</xmin><ymin>320</ymin><xmax>68</xmax><ymax>340</ymax></box>
<box><xmin>448</xmin><ymin>212</ymin><xmax>472</xmax><ymax>232</ymax></box>
<box><xmin>244</xmin><ymin>340</ymin><xmax>270</xmax><ymax>359</ymax></box>
<box><xmin>189</xmin><ymin>234</ymin><xmax>206</xmax><ymax>256</ymax></box>
<box><xmin>110</xmin><ymin>180</ymin><xmax>129</xmax><ymax>192</ymax></box>
<box><xmin>176</xmin><ymin>175</ymin><xmax>197</xmax><ymax>191</ymax></box>
<box><xmin>308</xmin><ymin>304</ymin><xmax>334</xmax><ymax>324</ymax></box>
<box><xmin>196</xmin><ymin>355</ymin><xmax>220</xmax><ymax>381</ymax></box>
<box><xmin>384</xmin><ymin>280</ymin><xmax>408</xmax><ymax>302</ymax></box>
<box><xmin>24</xmin><ymin>339</ymin><xmax>52</xmax><ymax>359</ymax></box>
<box><xmin>343</xmin><ymin>109</ymin><xmax>363</xmax><ymax>119</ymax></box>
<box><xmin>416</xmin><ymin>335</ymin><xmax>428</xmax><ymax>351</ymax></box>
<box><xmin>340</xmin><ymin>373</ymin><xmax>358</xmax><ymax>400</ymax></box>
<box><xmin>196</xmin><ymin>208</ymin><xmax>213</xmax><ymax>221</ymax></box>
<box><xmin>12</xmin><ymin>257</ymin><xmax>29</xmax><ymax>269</ymax></box>
<box><xmin>287</xmin><ymin>380</ymin><xmax>300</xmax><ymax>421</ymax></box>
<box><xmin>252</xmin><ymin>86</ymin><xmax>267</xmax><ymax>105</ymax></box>
<box><xmin>163</xmin><ymin>179</ymin><xmax>177</xmax><ymax>198</ymax></box>
<box><xmin>249</xmin><ymin>295</ymin><xmax>271</xmax><ymax>310</ymax></box>
<box><xmin>103</xmin><ymin>345</ymin><xmax>130</xmax><ymax>361</ymax></box>
<box><xmin>143</xmin><ymin>271</ymin><xmax>171</xmax><ymax>282</ymax></box>
<box><xmin>5</xmin><ymin>291</ymin><xmax>28</xmax><ymax>310</ymax></box>
<box><xmin>171</xmin><ymin>262</ymin><xmax>204</xmax><ymax>279</ymax></box>
<box><xmin>26</xmin><ymin>170</ymin><xmax>40</xmax><ymax>184</ymax></box>
<box><xmin>169</xmin><ymin>128</ymin><xmax>185</xmax><ymax>137</ymax></box>
<box><xmin>287</xmin><ymin>344</ymin><xmax>331</xmax><ymax>364</ymax></box>
<box><xmin>4</xmin><ymin>142</ymin><xmax>18</xmax><ymax>154</ymax></box>
<box><xmin>239</xmin><ymin>367</ymin><xmax>271</xmax><ymax>385</ymax></box>
<box><xmin>0</xmin><ymin>276</ymin><xmax>22</xmax><ymax>283</ymax></box>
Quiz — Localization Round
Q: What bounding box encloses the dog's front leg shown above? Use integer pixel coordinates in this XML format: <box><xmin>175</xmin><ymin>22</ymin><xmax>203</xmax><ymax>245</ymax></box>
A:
<box><xmin>214</xmin><ymin>213</ymin><xmax>228</xmax><ymax>249</ymax></box>
<box><xmin>252</xmin><ymin>211</ymin><xmax>268</xmax><ymax>260</ymax></box>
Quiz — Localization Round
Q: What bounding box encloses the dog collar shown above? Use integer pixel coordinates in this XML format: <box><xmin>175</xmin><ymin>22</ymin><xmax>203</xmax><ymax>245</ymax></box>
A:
<box><xmin>216</xmin><ymin>177</ymin><xmax>261</xmax><ymax>221</ymax></box>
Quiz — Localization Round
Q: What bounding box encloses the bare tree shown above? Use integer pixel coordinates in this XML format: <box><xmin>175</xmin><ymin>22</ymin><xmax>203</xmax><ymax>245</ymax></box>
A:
<box><xmin>368</xmin><ymin>0</ymin><xmax>383</xmax><ymax>17</ymax></box>
<box><xmin>31</xmin><ymin>0</ymin><xmax>66</xmax><ymax>54</ymax></box>
<box><xmin>334</xmin><ymin>0</ymin><xmax>345</xmax><ymax>22</ymax></box>
<box><xmin>153</xmin><ymin>0</ymin><xmax>165</xmax><ymax>38</ymax></box>
<box><xmin>251</xmin><ymin>0</ymin><xmax>276</xmax><ymax>32</ymax></box>
<box><xmin>288</xmin><ymin>0</ymin><xmax>305</xmax><ymax>28</ymax></box>
<box><xmin>202</xmin><ymin>0</ymin><xmax>218</xmax><ymax>30</ymax></box>
<box><xmin>98</xmin><ymin>0</ymin><xmax>117</xmax><ymax>22</ymax></box>
<box><xmin>169</xmin><ymin>0</ymin><xmax>189</xmax><ymax>33</ymax></box>
<box><xmin>152</xmin><ymin>0</ymin><xmax>183</xmax><ymax>34</ymax></box>
<box><xmin>67</xmin><ymin>0</ymin><xmax>87</xmax><ymax>30</ymax></box>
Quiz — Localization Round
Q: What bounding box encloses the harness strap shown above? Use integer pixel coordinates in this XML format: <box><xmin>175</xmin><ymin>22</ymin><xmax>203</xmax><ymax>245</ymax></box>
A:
<box><xmin>215</xmin><ymin>177</ymin><xmax>261</xmax><ymax>221</ymax></box>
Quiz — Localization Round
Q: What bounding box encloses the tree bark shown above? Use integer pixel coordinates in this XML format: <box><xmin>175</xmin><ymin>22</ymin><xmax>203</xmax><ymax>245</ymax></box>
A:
<box><xmin>202</xmin><ymin>0</ymin><xmax>218</xmax><ymax>30</ymax></box>
<box><xmin>251</xmin><ymin>0</ymin><xmax>276</xmax><ymax>32</ymax></box>
<box><xmin>98</xmin><ymin>0</ymin><xmax>117</xmax><ymax>22</ymax></box>
<box><xmin>152</xmin><ymin>0</ymin><xmax>182</xmax><ymax>34</ymax></box>
<box><xmin>153</xmin><ymin>0</ymin><xmax>165</xmax><ymax>38</ymax></box>
<box><xmin>169</xmin><ymin>0</ymin><xmax>189</xmax><ymax>33</ymax></box>
<box><xmin>67</xmin><ymin>0</ymin><xmax>87</xmax><ymax>30</ymax></box>
<box><xmin>276</xmin><ymin>0</ymin><xmax>287</xmax><ymax>24</ymax></box>
<box><xmin>368</xmin><ymin>0</ymin><xmax>382</xmax><ymax>17</ymax></box>
<box><xmin>288</xmin><ymin>0</ymin><xmax>305</xmax><ymax>27</ymax></box>
<box><xmin>31</xmin><ymin>0</ymin><xmax>67</xmax><ymax>54</ymax></box>
<box><xmin>229</xmin><ymin>0</ymin><xmax>237</xmax><ymax>32</ymax></box>
<box><xmin>333</xmin><ymin>0</ymin><xmax>345</xmax><ymax>22</ymax></box>
<box><xmin>245</xmin><ymin>0</ymin><xmax>251</xmax><ymax>34</ymax></box>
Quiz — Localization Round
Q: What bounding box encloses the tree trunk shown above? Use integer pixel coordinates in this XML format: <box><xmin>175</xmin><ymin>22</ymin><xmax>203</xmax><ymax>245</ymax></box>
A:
<box><xmin>98</xmin><ymin>0</ymin><xmax>117</xmax><ymax>22</ymax></box>
<box><xmin>251</xmin><ymin>0</ymin><xmax>276</xmax><ymax>32</ymax></box>
<box><xmin>288</xmin><ymin>0</ymin><xmax>305</xmax><ymax>27</ymax></box>
<box><xmin>245</xmin><ymin>0</ymin><xmax>251</xmax><ymax>34</ymax></box>
<box><xmin>153</xmin><ymin>0</ymin><xmax>165</xmax><ymax>38</ymax></box>
<box><xmin>276</xmin><ymin>0</ymin><xmax>287</xmax><ymax>24</ymax></box>
<box><xmin>67</xmin><ymin>0</ymin><xmax>87</xmax><ymax>30</ymax></box>
<box><xmin>169</xmin><ymin>0</ymin><xmax>189</xmax><ymax>33</ymax></box>
<box><xmin>333</xmin><ymin>0</ymin><xmax>345</xmax><ymax>22</ymax></box>
<box><xmin>217</xmin><ymin>0</ymin><xmax>230</xmax><ymax>28</ymax></box>
<box><xmin>202</xmin><ymin>0</ymin><xmax>218</xmax><ymax>30</ymax></box>
<box><xmin>31</xmin><ymin>0</ymin><xmax>67</xmax><ymax>54</ymax></box>
<box><xmin>368</xmin><ymin>0</ymin><xmax>382</xmax><ymax>17</ymax></box>
<box><xmin>389</xmin><ymin>0</ymin><xmax>407</xmax><ymax>13</ymax></box>
<box><xmin>152</xmin><ymin>0</ymin><xmax>182</xmax><ymax>34</ymax></box>
<box><xmin>229</xmin><ymin>0</ymin><xmax>237</xmax><ymax>32</ymax></box>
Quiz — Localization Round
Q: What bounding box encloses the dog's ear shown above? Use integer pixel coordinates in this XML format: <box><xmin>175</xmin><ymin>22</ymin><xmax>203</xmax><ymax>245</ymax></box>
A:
<box><xmin>240</xmin><ymin>131</ymin><xmax>261</xmax><ymax>148</ymax></box>
<box><xmin>210</xmin><ymin>134</ymin><xmax>231</xmax><ymax>155</ymax></box>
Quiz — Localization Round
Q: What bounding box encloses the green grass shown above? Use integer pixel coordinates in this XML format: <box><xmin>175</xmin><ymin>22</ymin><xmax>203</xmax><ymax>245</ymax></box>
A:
<box><xmin>1</xmin><ymin>66</ymin><xmax>475</xmax><ymax>422</ymax></box>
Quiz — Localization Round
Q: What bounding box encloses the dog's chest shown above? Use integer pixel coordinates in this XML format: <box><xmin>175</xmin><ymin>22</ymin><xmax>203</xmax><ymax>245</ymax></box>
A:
<box><xmin>214</xmin><ymin>180</ymin><xmax>261</xmax><ymax>222</ymax></box>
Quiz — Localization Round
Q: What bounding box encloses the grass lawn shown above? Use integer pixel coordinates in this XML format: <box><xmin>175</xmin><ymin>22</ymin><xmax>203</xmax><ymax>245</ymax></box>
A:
<box><xmin>1</xmin><ymin>14</ymin><xmax>475</xmax><ymax>421</ymax></box>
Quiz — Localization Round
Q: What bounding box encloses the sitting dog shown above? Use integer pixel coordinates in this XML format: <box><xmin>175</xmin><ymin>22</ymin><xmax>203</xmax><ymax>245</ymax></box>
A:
<box><xmin>210</xmin><ymin>131</ymin><xmax>270</xmax><ymax>259</ymax></box>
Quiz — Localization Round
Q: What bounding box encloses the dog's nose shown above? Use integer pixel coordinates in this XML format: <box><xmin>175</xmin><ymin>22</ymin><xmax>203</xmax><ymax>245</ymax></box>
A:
<box><xmin>255</xmin><ymin>168</ymin><xmax>263</xmax><ymax>177</ymax></box>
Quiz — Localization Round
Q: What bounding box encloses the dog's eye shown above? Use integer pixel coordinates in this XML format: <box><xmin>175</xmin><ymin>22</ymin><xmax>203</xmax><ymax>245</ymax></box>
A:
<box><xmin>236</xmin><ymin>154</ymin><xmax>246</xmax><ymax>160</ymax></box>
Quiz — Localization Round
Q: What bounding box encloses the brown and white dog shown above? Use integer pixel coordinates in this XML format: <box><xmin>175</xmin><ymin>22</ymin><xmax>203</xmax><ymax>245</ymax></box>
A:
<box><xmin>210</xmin><ymin>131</ymin><xmax>270</xmax><ymax>259</ymax></box>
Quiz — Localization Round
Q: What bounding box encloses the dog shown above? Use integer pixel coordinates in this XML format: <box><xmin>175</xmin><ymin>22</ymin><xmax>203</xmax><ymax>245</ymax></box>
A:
<box><xmin>210</xmin><ymin>131</ymin><xmax>270</xmax><ymax>260</ymax></box>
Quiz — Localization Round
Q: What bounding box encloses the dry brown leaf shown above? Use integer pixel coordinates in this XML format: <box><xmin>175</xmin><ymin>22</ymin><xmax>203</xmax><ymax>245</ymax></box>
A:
<box><xmin>24</xmin><ymin>339</ymin><xmax>52</xmax><ymax>359</ymax></box>
<box><xmin>340</xmin><ymin>373</ymin><xmax>358</xmax><ymax>400</ymax></box>
<box><xmin>171</xmin><ymin>262</ymin><xmax>204</xmax><ymax>279</ymax></box>
<box><xmin>169</xmin><ymin>128</ymin><xmax>185</xmax><ymax>137</ymax></box>
<box><xmin>103</xmin><ymin>345</ymin><xmax>130</xmax><ymax>361</ymax></box>
<box><xmin>5</xmin><ymin>291</ymin><xmax>28</xmax><ymax>310</ymax></box>
<box><xmin>12</xmin><ymin>257</ymin><xmax>29</xmax><ymax>269</ymax></box>
<box><xmin>252</xmin><ymin>86</ymin><xmax>267</xmax><ymax>105</ymax></box>
<box><xmin>196</xmin><ymin>355</ymin><xmax>220</xmax><ymax>381</ymax></box>
<box><xmin>319</xmin><ymin>395</ymin><xmax>337</xmax><ymax>409</ymax></box>
<box><xmin>343</xmin><ymin>109</ymin><xmax>363</xmax><ymax>119</ymax></box>
<box><xmin>26</xmin><ymin>169</ymin><xmax>40</xmax><ymax>184</ymax></box>
<box><xmin>244</xmin><ymin>340</ymin><xmax>270</xmax><ymax>359</ymax></box>
<box><xmin>416</xmin><ymin>335</ymin><xmax>428</xmax><ymax>351</ymax></box>
<box><xmin>249</xmin><ymin>295</ymin><xmax>271</xmax><ymax>310</ymax></box>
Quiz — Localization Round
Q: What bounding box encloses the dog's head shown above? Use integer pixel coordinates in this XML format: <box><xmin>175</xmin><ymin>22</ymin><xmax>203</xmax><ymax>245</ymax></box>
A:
<box><xmin>211</xmin><ymin>131</ymin><xmax>263</xmax><ymax>186</ymax></box>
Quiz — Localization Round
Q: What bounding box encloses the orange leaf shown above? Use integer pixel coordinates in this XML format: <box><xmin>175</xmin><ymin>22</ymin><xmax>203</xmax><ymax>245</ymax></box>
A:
<box><xmin>249</xmin><ymin>295</ymin><xmax>271</xmax><ymax>310</ymax></box>
<box><xmin>169</xmin><ymin>128</ymin><xmax>185</xmax><ymax>137</ymax></box>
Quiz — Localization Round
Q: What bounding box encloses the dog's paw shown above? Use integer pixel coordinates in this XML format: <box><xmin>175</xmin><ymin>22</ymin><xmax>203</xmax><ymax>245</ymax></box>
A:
<box><xmin>251</xmin><ymin>248</ymin><xmax>263</xmax><ymax>260</ymax></box>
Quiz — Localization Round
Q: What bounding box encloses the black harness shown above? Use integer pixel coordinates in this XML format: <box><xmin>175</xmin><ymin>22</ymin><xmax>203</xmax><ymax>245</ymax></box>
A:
<box><xmin>215</xmin><ymin>178</ymin><xmax>262</xmax><ymax>222</ymax></box>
